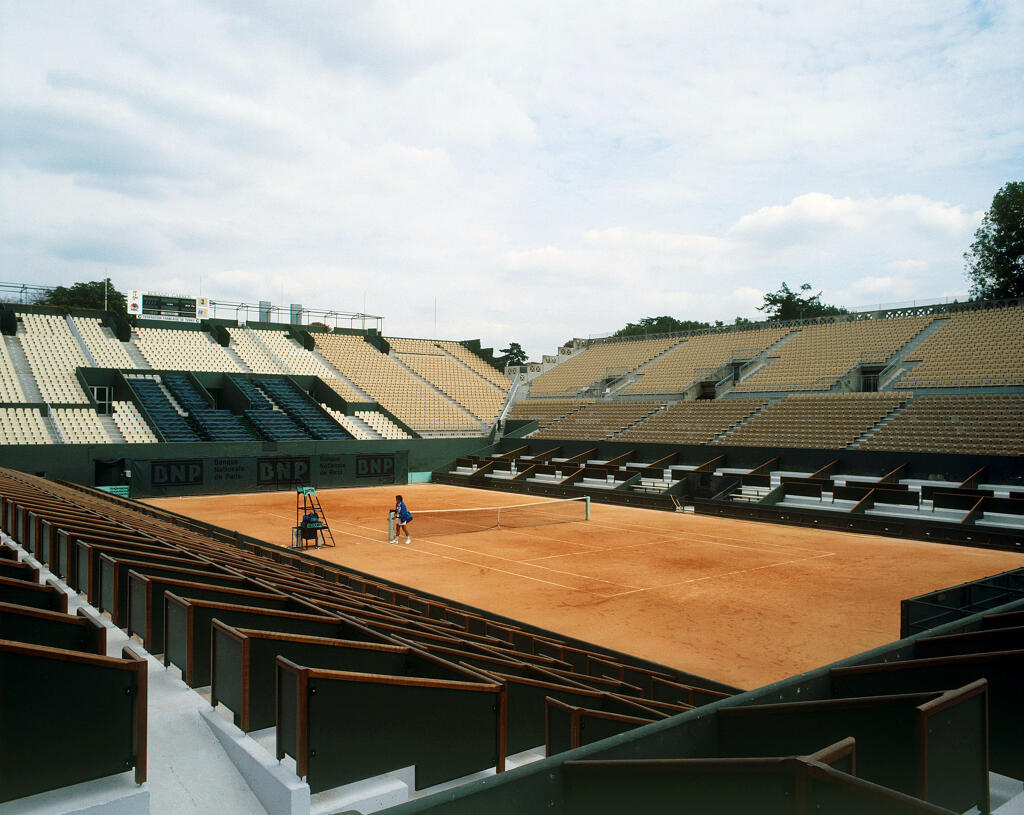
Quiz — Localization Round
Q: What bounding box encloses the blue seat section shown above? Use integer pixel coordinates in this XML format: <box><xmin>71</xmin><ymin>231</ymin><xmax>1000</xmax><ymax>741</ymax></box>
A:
<box><xmin>192</xmin><ymin>409</ymin><xmax>258</xmax><ymax>442</ymax></box>
<box><xmin>245</xmin><ymin>409</ymin><xmax>312</xmax><ymax>441</ymax></box>
<box><xmin>164</xmin><ymin>373</ymin><xmax>257</xmax><ymax>442</ymax></box>
<box><xmin>232</xmin><ymin>377</ymin><xmax>275</xmax><ymax>411</ymax></box>
<box><xmin>127</xmin><ymin>378</ymin><xmax>203</xmax><ymax>442</ymax></box>
<box><xmin>258</xmin><ymin>378</ymin><xmax>352</xmax><ymax>440</ymax></box>
<box><xmin>163</xmin><ymin>374</ymin><xmax>210</xmax><ymax>413</ymax></box>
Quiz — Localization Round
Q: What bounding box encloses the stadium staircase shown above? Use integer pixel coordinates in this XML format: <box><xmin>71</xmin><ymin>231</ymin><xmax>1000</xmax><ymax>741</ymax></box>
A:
<box><xmin>257</xmin><ymin>377</ymin><xmax>351</xmax><ymax>440</ymax></box>
<box><xmin>3</xmin><ymin>334</ymin><xmax>43</xmax><ymax>402</ymax></box>
<box><xmin>63</xmin><ymin>315</ymin><xmax>98</xmax><ymax>367</ymax></box>
<box><xmin>710</xmin><ymin>399</ymin><xmax>774</xmax><ymax>443</ymax></box>
<box><xmin>726</xmin><ymin>329</ymin><xmax>802</xmax><ymax>387</ymax></box>
<box><xmin>122</xmin><ymin>334</ymin><xmax>151</xmax><ymax>368</ymax></box>
<box><xmin>127</xmin><ymin>376</ymin><xmax>203</xmax><ymax>442</ymax></box>
<box><xmin>243</xmin><ymin>327</ymin><xmax>286</xmax><ymax>373</ymax></box>
<box><xmin>850</xmin><ymin>396</ymin><xmax>916</xmax><ymax>448</ymax></box>
<box><xmin>97</xmin><ymin>413</ymin><xmax>126</xmax><ymax>443</ymax></box>
<box><xmin>308</xmin><ymin>345</ymin><xmax>374</xmax><ymax>400</ymax></box>
<box><xmin>222</xmin><ymin>344</ymin><xmax>251</xmax><ymax>373</ymax></box>
<box><xmin>877</xmin><ymin>318</ymin><xmax>949</xmax><ymax>390</ymax></box>
<box><xmin>606</xmin><ymin>338</ymin><xmax>687</xmax><ymax>395</ymax></box>
<box><xmin>390</xmin><ymin>353</ymin><xmax>484</xmax><ymax>430</ymax></box>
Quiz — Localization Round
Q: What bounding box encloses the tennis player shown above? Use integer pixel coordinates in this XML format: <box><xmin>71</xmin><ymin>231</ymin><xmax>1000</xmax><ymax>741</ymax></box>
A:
<box><xmin>392</xmin><ymin>494</ymin><xmax>413</xmax><ymax>544</ymax></box>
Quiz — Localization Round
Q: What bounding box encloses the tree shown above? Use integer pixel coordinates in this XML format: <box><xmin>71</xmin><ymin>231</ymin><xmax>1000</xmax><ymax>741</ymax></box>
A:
<box><xmin>499</xmin><ymin>341</ymin><xmax>528</xmax><ymax>366</ymax></box>
<box><xmin>613</xmin><ymin>316</ymin><xmax>712</xmax><ymax>338</ymax></box>
<box><xmin>34</xmin><ymin>278</ymin><xmax>127</xmax><ymax>313</ymax></box>
<box><xmin>964</xmin><ymin>181</ymin><xmax>1024</xmax><ymax>300</ymax></box>
<box><xmin>757</xmin><ymin>282</ymin><xmax>847</xmax><ymax>321</ymax></box>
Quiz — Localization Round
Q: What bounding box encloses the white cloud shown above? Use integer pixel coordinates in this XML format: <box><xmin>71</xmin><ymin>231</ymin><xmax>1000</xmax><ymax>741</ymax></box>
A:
<box><xmin>0</xmin><ymin>0</ymin><xmax>1019</xmax><ymax>359</ymax></box>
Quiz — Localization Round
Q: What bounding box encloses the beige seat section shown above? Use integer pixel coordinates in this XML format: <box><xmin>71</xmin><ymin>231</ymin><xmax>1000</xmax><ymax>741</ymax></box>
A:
<box><xmin>51</xmin><ymin>408</ymin><xmax>111</xmax><ymax>444</ymax></box>
<box><xmin>19</xmin><ymin>312</ymin><xmax>91</xmax><ymax>403</ymax></box>
<box><xmin>617</xmin><ymin>399</ymin><xmax>770</xmax><ymax>444</ymax></box>
<box><xmin>732</xmin><ymin>316</ymin><xmax>932</xmax><ymax>393</ymax></box>
<box><xmin>315</xmin><ymin>334</ymin><xmax>479</xmax><ymax>432</ymax></box>
<box><xmin>532</xmin><ymin>401</ymin><xmax>666</xmax><ymax>440</ymax></box>
<box><xmin>0</xmin><ymin>340</ymin><xmax>26</xmax><ymax>402</ymax></box>
<box><xmin>0</xmin><ymin>407</ymin><xmax>53</xmax><ymax>444</ymax></box>
<box><xmin>529</xmin><ymin>337</ymin><xmax>680</xmax><ymax>397</ymax></box>
<box><xmin>714</xmin><ymin>392</ymin><xmax>911</xmax><ymax>449</ymax></box>
<box><xmin>508</xmin><ymin>399</ymin><xmax>594</xmax><ymax>430</ymax></box>
<box><xmin>858</xmin><ymin>394</ymin><xmax>1023</xmax><ymax>456</ymax></box>
<box><xmin>112</xmin><ymin>400</ymin><xmax>159</xmax><ymax>443</ymax></box>
<box><xmin>899</xmin><ymin>305</ymin><xmax>1024</xmax><ymax>388</ymax></box>
<box><xmin>134</xmin><ymin>326</ymin><xmax>241</xmax><ymax>372</ymax></box>
<box><xmin>72</xmin><ymin>317</ymin><xmax>135</xmax><ymax>369</ymax></box>
<box><xmin>621</xmin><ymin>327</ymin><xmax>789</xmax><ymax>395</ymax></box>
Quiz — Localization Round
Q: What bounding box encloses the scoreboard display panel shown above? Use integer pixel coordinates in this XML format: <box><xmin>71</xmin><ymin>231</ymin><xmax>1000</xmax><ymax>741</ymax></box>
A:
<box><xmin>127</xmin><ymin>290</ymin><xmax>210</xmax><ymax>322</ymax></box>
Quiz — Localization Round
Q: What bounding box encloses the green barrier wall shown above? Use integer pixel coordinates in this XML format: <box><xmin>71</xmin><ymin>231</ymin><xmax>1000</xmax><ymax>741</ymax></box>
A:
<box><xmin>0</xmin><ymin>437</ymin><xmax>488</xmax><ymax>498</ymax></box>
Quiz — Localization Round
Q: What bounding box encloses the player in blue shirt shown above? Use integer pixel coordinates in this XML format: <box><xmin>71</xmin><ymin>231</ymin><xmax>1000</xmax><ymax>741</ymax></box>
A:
<box><xmin>392</xmin><ymin>495</ymin><xmax>413</xmax><ymax>544</ymax></box>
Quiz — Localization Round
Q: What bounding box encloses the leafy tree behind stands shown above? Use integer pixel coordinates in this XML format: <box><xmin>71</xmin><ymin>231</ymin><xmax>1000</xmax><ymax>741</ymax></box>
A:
<box><xmin>964</xmin><ymin>181</ymin><xmax>1024</xmax><ymax>300</ymax></box>
<box><xmin>499</xmin><ymin>341</ymin><xmax>528</xmax><ymax>366</ymax></box>
<box><xmin>757</xmin><ymin>282</ymin><xmax>848</xmax><ymax>321</ymax></box>
<box><xmin>34</xmin><ymin>278</ymin><xmax>127</xmax><ymax>313</ymax></box>
<box><xmin>614</xmin><ymin>316</ymin><xmax>711</xmax><ymax>337</ymax></box>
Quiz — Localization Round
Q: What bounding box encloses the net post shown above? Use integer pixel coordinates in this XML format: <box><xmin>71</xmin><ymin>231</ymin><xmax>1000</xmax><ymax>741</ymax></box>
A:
<box><xmin>585</xmin><ymin>495</ymin><xmax>590</xmax><ymax>521</ymax></box>
<box><xmin>387</xmin><ymin>510</ymin><xmax>395</xmax><ymax>541</ymax></box>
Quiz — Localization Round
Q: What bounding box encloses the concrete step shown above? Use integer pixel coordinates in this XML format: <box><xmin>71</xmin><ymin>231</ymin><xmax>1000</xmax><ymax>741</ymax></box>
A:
<box><xmin>64</xmin><ymin>315</ymin><xmax>98</xmax><ymax>367</ymax></box>
<box><xmin>122</xmin><ymin>335</ymin><xmax>151</xmax><ymax>368</ymax></box>
<box><xmin>98</xmin><ymin>413</ymin><xmax>126</xmax><ymax>443</ymax></box>
<box><xmin>310</xmin><ymin>348</ymin><xmax>374</xmax><ymax>401</ymax></box>
<box><xmin>4</xmin><ymin>334</ymin><xmax>43</xmax><ymax>402</ymax></box>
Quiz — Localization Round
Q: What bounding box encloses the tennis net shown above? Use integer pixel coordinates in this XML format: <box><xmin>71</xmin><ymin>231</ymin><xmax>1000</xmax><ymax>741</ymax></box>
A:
<box><xmin>388</xmin><ymin>496</ymin><xmax>590</xmax><ymax>540</ymax></box>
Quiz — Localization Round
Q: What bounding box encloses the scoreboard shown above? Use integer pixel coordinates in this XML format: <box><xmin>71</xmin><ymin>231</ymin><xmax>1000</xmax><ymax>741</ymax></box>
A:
<box><xmin>127</xmin><ymin>291</ymin><xmax>210</xmax><ymax>322</ymax></box>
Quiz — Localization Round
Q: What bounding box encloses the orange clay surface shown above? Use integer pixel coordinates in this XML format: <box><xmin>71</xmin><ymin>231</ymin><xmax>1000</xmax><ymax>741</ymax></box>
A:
<box><xmin>145</xmin><ymin>483</ymin><xmax>1024</xmax><ymax>690</ymax></box>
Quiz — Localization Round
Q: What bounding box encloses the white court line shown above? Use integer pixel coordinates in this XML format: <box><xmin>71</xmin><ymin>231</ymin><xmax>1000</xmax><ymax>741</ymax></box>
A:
<box><xmin>601</xmin><ymin>551</ymin><xmax>838</xmax><ymax>598</ymax></box>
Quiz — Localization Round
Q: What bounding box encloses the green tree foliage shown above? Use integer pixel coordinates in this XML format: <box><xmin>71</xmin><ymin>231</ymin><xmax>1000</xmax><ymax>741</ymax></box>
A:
<box><xmin>34</xmin><ymin>278</ymin><xmax>128</xmax><ymax>313</ymax></box>
<box><xmin>964</xmin><ymin>181</ymin><xmax>1024</xmax><ymax>300</ymax></box>
<box><xmin>757</xmin><ymin>282</ymin><xmax>848</xmax><ymax>321</ymax></box>
<box><xmin>613</xmin><ymin>316</ymin><xmax>711</xmax><ymax>338</ymax></box>
<box><xmin>499</xmin><ymin>341</ymin><xmax>528</xmax><ymax>366</ymax></box>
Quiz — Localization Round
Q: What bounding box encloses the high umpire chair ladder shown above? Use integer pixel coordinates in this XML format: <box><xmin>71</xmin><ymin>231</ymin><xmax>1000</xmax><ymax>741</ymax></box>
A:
<box><xmin>291</xmin><ymin>486</ymin><xmax>336</xmax><ymax>549</ymax></box>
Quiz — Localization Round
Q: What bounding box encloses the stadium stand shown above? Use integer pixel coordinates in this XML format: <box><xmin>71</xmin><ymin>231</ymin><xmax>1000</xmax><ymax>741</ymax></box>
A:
<box><xmin>355</xmin><ymin>409</ymin><xmax>412</xmax><ymax>439</ymax></box>
<box><xmin>620</xmin><ymin>326</ymin><xmax>790</xmax><ymax>395</ymax></box>
<box><xmin>50</xmin><ymin>407</ymin><xmax>111</xmax><ymax>444</ymax></box>
<box><xmin>257</xmin><ymin>377</ymin><xmax>351</xmax><ymax>440</ymax></box>
<box><xmin>508</xmin><ymin>398</ymin><xmax>595</xmax><ymax>429</ymax></box>
<box><xmin>72</xmin><ymin>316</ymin><xmax>135</xmax><ymax>369</ymax></box>
<box><xmin>898</xmin><ymin>304</ymin><xmax>1024</xmax><ymax>388</ymax></box>
<box><xmin>126</xmin><ymin>375</ymin><xmax>203</xmax><ymax>442</ymax></box>
<box><xmin>858</xmin><ymin>394</ymin><xmax>1024</xmax><ymax>456</ymax></box>
<box><xmin>0</xmin><ymin>407</ymin><xmax>52</xmax><ymax>444</ymax></box>
<box><xmin>392</xmin><ymin>339</ymin><xmax>506</xmax><ymax>422</ymax></box>
<box><xmin>245</xmin><ymin>408</ymin><xmax>312</xmax><ymax>441</ymax></box>
<box><xmin>529</xmin><ymin>336</ymin><xmax>680</xmax><ymax>397</ymax></box>
<box><xmin>436</xmin><ymin>340</ymin><xmax>512</xmax><ymax>389</ymax></box>
<box><xmin>315</xmin><ymin>333</ymin><xmax>480</xmax><ymax>432</ymax></box>
<box><xmin>225</xmin><ymin>326</ymin><xmax>281</xmax><ymax>373</ymax></box>
<box><xmin>249</xmin><ymin>328</ymin><xmax>338</xmax><ymax>378</ymax></box>
<box><xmin>134</xmin><ymin>325</ymin><xmax>241</xmax><ymax>372</ymax></box>
<box><xmin>323</xmin><ymin>407</ymin><xmax>373</xmax><ymax>439</ymax></box>
<box><xmin>715</xmin><ymin>392</ymin><xmax>912</xmax><ymax>449</ymax></box>
<box><xmin>616</xmin><ymin>398</ymin><xmax>770</xmax><ymax>444</ymax></box>
<box><xmin>0</xmin><ymin>339</ymin><xmax>26</xmax><ymax>402</ymax></box>
<box><xmin>112</xmin><ymin>399</ymin><xmax>158</xmax><ymax>443</ymax></box>
<box><xmin>730</xmin><ymin>315</ymin><xmax>933</xmax><ymax>392</ymax></box>
<box><xmin>18</xmin><ymin>311</ymin><xmax>91</xmax><ymax>403</ymax></box>
<box><xmin>532</xmin><ymin>401</ymin><xmax>667</xmax><ymax>440</ymax></box>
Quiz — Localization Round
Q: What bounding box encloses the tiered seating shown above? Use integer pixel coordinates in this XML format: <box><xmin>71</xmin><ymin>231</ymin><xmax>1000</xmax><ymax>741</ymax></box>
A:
<box><xmin>900</xmin><ymin>305</ymin><xmax>1024</xmax><ymax>388</ymax></box>
<box><xmin>731</xmin><ymin>316</ymin><xmax>933</xmax><ymax>393</ymax></box>
<box><xmin>716</xmin><ymin>392</ymin><xmax>911</xmax><ymax>449</ymax></box>
<box><xmin>0</xmin><ymin>341</ymin><xmax>26</xmax><ymax>402</ymax></box>
<box><xmin>231</xmin><ymin>377</ymin><xmax>275</xmax><ymax>410</ymax></box>
<box><xmin>355</xmin><ymin>409</ymin><xmax>411</xmax><ymax>439</ymax></box>
<box><xmin>18</xmin><ymin>312</ymin><xmax>90</xmax><ymax>402</ymax></box>
<box><xmin>71</xmin><ymin>317</ymin><xmax>134</xmax><ymax>369</ymax></box>
<box><xmin>126</xmin><ymin>376</ymin><xmax>202</xmax><ymax>442</ymax></box>
<box><xmin>436</xmin><ymin>341</ymin><xmax>511</xmax><ymax>388</ymax></box>
<box><xmin>225</xmin><ymin>327</ymin><xmax>282</xmax><ymax>374</ymax></box>
<box><xmin>257</xmin><ymin>378</ymin><xmax>351</xmax><ymax>440</ymax></box>
<box><xmin>50</xmin><ymin>408</ymin><xmax>111</xmax><ymax>444</ymax></box>
<box><xmin>0</xmin><ymin>408</ymin><xmax>52</xmax><ymax>444</ymax></box>
<box><xmin>617</xmin><ymin>399</ymin><xmax>770</xmax><ymax>444</ymax></box>
<box><xmin>508</xmin><ymin>398</ymin><xmax>594</xmax><ymax>429</ymax></box>
<box><xmin>250</xmin><ymin>329</ymin><xmax>336</xmax><ymax>378</ymax></box>
<box><xmin>392</xmin><ymin>340</ymin><xmax>506</xmax><ymax>421</ymax></box>
<box><xmin>112</xmin><ymin>400</ymin><xmax>158</xmax><ymax>443</ymax></box>
<box><xmin>315</xmin><ymin>334</ymin><xmax>479</xmax><ymax>432</ymax></box>
<box><xmin>133</xmin><ymin>326</ymin><xmax>241</xmax><ymax>372</ymax></box>
<box><xmin>533</xmin><ymin>401</ymin><xmax>666</xmax><ymax>440</ymax></box>
<box><xmin>320</xmin><ymin>376</ymin><xmax>368</xmax><ymax>404</ymax></box>
<box><xmin>620</xmin><ymin>327</ymin><xmax>790</xmax><ymax>395</ymax></box>
<box><xmin>529</xmin><ymin>337</ymin><xmax>680</xmax><ymax>397</ymax></box>
<box><xmin>245</xmin><ymin>409</ymin><xmax>311</xmax><ymax>441</ymax></box>
<box><xmin>0</xmin><ymin>469</ymin><xmax>737</xmax><ymax>804</ymax></box>
<box><xmin>323</xmin><ymin>407</ymin><xmax>373</xmax><ymax>439</ymax></box>
<box><xmin>858</xmin><ymin>394</ymin><xmax>1024</xmax><ymax>456</ymax></box>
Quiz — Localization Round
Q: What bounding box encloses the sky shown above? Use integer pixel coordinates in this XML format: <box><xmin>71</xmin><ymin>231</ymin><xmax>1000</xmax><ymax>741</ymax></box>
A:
<box><xmin>1</xmin><ymin>1</ymin><xmax>1021</xmax><ymax>360</ymax></box>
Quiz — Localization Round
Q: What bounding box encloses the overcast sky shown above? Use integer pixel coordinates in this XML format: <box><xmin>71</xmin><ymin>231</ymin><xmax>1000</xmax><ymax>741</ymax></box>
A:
<box><xmin>1</xmin><ymin>1</ymin><xmax>1021</xmax><ymax>359</ymax></box>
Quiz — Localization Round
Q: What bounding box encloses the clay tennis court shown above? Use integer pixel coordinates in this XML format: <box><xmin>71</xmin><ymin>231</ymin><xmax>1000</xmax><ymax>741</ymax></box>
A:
<box><xmin>146</xmin><ymin>484</ymin><xmax>1024</xmax><ymax>689</ymax></box>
